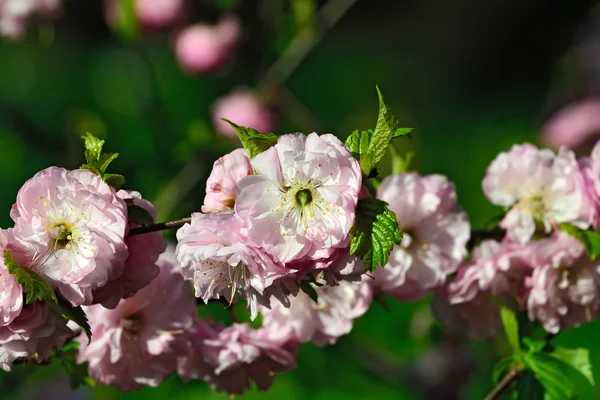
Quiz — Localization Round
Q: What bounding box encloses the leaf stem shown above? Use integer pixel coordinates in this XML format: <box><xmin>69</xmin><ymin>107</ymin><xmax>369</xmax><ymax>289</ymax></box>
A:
<box><xmin>485</xmin><ymin>366</ymin><xmax>524</xmax><ymax>400</ymax></box>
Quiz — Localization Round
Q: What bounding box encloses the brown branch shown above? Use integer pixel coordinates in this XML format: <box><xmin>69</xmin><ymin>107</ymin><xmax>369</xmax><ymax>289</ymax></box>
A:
<box><xmin>127</xmin><ymin>217</ymin><xmax>192</xmax><ymax>237</ymax></box>
<box><xmin>467</xmin><ymin>228</ymin><xmax>506</xmax><ymax>249</ymax></box>
<box><xmin>485</xmin><ymin>366</ymin><xmax>523</xmax><ymax>400</ymax></box>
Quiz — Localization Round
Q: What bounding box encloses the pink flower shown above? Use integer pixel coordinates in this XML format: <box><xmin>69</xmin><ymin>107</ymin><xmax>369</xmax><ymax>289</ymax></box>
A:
<box><xmin>0</xmin><ymin>302</ymin><xmax>71</xmax><ymax>371</ymax></box>
<box><xmin>543</xmin><ymin>98</ymin><xmax>600</xmax><ymax>150</ymax></box>
<box><xmin>202</xmin><ymin>149</ymin><xmax>252</xmax><ymax>213</ymax></box>
<box><xmin>10</xmin><ymin>167</ymin><xmax>128</xmax><ymax>306</ymax></box>
<box><xmin>175</xmin><ymin>15</ymin><xmax>241</xmax><ymax>74</ymax></box>
<box><xmin>211</xmin><ymin>89</ymin><xmax>276</xmax><ymax>139</ymax></box>
<box><xmin>236</xmin><ymin>133</ymin><xmax>362</xmax><ymax>263</ymax></box>
<box><xmin>92</xmin><ymin>190</ymin><xmax>166</xmax><ymax>308</ymax></box>
<box><xmin>579</xmin><ymin>141</ymin><xmax>600</xmax><ymax>229</ymax></box>
<box><xmin>77</xmin><ymin>256</ymin><xmax>197</xmax><ymax>390</ymax></box>
<box><xmin>372</xmin><ymin>173</ymin><xmax>470</xmax><ymax>301</ymax></box>
<box><xmin>483</xmin><ymin>143</ymin><xmax>592</xmax><ymax>244</ymax></box>
<box><xmin>260</xmin><ymin>280</ymin><xmax>372</xmax><ymax>346</ymax></box>
<box><xmin>526</xmin><ymin>232</ymin><xmax>600</xmax><ymax>333</ymax></box>
<box><xmin>0</xmin><ymin>0</ymin><xmax>61</xmax><ymax>38</ymax></box>
<box><xmin>175</xmin><ymin>212</ymin><xmax>288</xmax><ymax>319</ymax></box>
<box><xmin>201</xmin><ymin>323</ymin><xmax>298</xmax><ymax>395</ymax></box>
<box><xmin>105</xmin><ymin>0</ymin><xmax>184</xmax><ymax>30</ymax></box>
<box><xmin>0</xmin><ymin>231</ymin><xmax>23</xmax><ymax>326</ymax></box>
<box><xmin>447</xmin><ymin>240</ymin><xmax>533</xmax><ymax>305</ymax></box>
<box><xmin>432</xmin><ymin>240</ymin><xmax>533</xmax><ymax>339</ymax></box>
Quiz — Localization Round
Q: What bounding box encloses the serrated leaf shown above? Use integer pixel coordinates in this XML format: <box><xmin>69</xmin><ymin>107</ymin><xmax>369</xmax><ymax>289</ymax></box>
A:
<box><xmin>80</xmin><ymin>164</ymin><xmax>101</xmax><ymax>176</ymax></box>
<box><xmin>55</xmin><ymin>342</ymin><xmax>94</xmax><ymax>389</ymax></box>
<box><xmin>501</xmin><ymin>305</ymin><xmax>522</xmax><ymax>355</ymax></box>
<box><xmin>104</xmin><ymin>174</ymin><xmax>125</xmax><ymax>190</ymax></box>
<box><xmin>558</xmin><ymin>223</ymin><xmax>600</xmax><ymax>260</ymax></box>
<box><xmin>367</xmin><ymin>86</ymin><xmax>400</xmax><ymax>167</ymax></box>
<box><xmin>300</xmin><ymin>281</ymin><xmax>319</xmax><ymax>303</ymax></box>
<box><xmin>349</xmin><ymin>198</ymin><xmax>402</xmax><ymax>272</ymax></box>
<box><xmin>524</xmin><ymin>352</ymin><xmax>577</xmax><ymax>399</ymax></box>
<box><xmin>49</xmin><ymin>296</ymin><xmax>92</xmax><ymax>343</ymax></box>
<box><xmin>221</xmin><ymin>119</ymin><xmax>277</xmax><ymax>159</ymax></box>
<box><xmin>549</xmin><ymin>346</ymin><xmax>594</xmax><ymax>386</ymax></box>
<box><xmin>345</xmin><ymin>130</ymin><xmax>373</xmax><ymax>175</ymax></box>
<box><xmin>393</xmin><ymin>127</ymin><xmax>413</xmax><ymax>138</ymax></box>
<box><xmin>127</xmin><ymin>204</ymin><xmax>154</xmax><ymax>226</ymax></box>
<box><xmin>81</xmin><ymin>133</ymin><xmax>104</xmax><ymax>167</ymax></box>
<box><xmin>4</xmin><ymin>250</ymin><xmax>57</xmax><ymax>305</ymax></box>
<box><xmin>99</xmin><ymin>153</ymin><xmax>119</xmax><ymax>174</ymax></box>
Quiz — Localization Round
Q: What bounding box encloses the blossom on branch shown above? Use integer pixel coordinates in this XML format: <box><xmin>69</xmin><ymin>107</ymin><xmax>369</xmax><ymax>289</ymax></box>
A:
<box><xmin>202</xmin><ymin>149</ymin><xmax>252</xmax><ymax>213</ymax></box>
<box><xmin>77</xmin><ymin>255</ymin><xmax>197</xmax><ymax>390</ymax></box>
<box><xmin>260</xmin><ymin>279</ymin><xmax>373</xmax><ymax>346</ymax></box>
<box><xmin>235</xmin><ymin>133</ymin><xmax>362</xmax><ymax>263</ymax></box>
<box><xmin>175</xmin><ymin>212</ymin><xmax>289</xmax><ymax>319</ymax></box>
<box><xmin>372</xmin><ymin>173</ymin><xmax>470</xmax><ymax>301</ymax></box>
<box><xmin>0</xmin><ymin>302</ymin><xmax>71</xmax><ymax>371</ymax></box>
<box><xmin>483</xmin><ymin>143</ymin><xmax>592</xmax><ymax>244</ymax></box>
<box><xmin>92</xmin><ymin>190</ymin><xmax>166</xmax><ymax>308</ymax></box>
<box><xmin>10</xmin><ymin>167</ymin><xmax>128</xmax><ymax>306</ymax></box>
<box><xmin>182</xmin><ymin>322</ymin><xmax>298</xmax><ymax>395</ymax></box>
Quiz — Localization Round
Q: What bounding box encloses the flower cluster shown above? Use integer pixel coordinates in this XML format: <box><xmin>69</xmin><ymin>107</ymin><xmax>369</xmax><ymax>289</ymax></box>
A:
<box><xmin>435</xmin><ymin>142</ymin><xmax>600</xmax><ymax>337</ymax></box>
<box><xmin>176</xmin><ymin>132</ymin><xmax>363</xmax><ymax>319</ymax></box>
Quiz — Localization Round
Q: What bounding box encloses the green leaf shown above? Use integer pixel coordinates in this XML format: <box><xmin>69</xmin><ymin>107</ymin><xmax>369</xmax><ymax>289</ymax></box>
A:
<box><xmin>300</xmin><ymin>280</ymin><xmax>319</xmax><ymax>303</ymax></box>
<box><xmin>349</xmin><ymin>198</ymin><xmax>402</xmax><ymax>272</ymax></box>
<box><xmin>81</xmin><ymin>133</ymin><xmax>104</xmax><ymax>167</ymax></box>
<box><xmin>558</xmin><ymin>223</ymin><xmax>600</xmax><ymax>260</ymax></box>
<box><xmin>55</xmin><ymin>342</ymin><xmax>95</xmax><ymax>389</ymax></box>
<box><xmin>523</xmin><ymin>337</ymin><xmax>546</xmax><ymax>353</ymax></box>
<box><xmin>513</xmin><ymin>371</ymin><xmax>544</xmax><ymax>400</ymax></box>
<box><xmin>48</xmin><ymin>297</ymin><xmax>92</xmax><ymax>343</ymax></box>
<box><xmin>393</xmin><ymin>127</ymin><xmax>413</xmax><ymax>138</ymax></box>
<box><xmin>292</xmin><ymin>0</ymin><xmax>316</xmax><ymax>27</ymax></box>
<box><xmin>500</xmin><ymin>305</ymin><xmax>522</xmax><ymax>355</ymax></box>
<box><xmin>127</xmin><ymin>204</ymin><xmax>155</xmax><ymax>226</ymax></box>
<box><xmin>390</xmin><ymin>145</ymin><xmax>414</xmax><ymax>175</ymax></box>
<box><xmin>104</xmin><ymin>174</ymin><xmax>125</xmax><ymax>190</ymax></box>
<box><xmin>524</xmin><ymin>352</ymin><xmax>577</xmax><ymax>399</ymax></box>
<box><xmin>80</xmin><ymin>164</ymin><xmax>101</xmax><ymax>176</ymax></box>
<box><xmin>221</xmin><ymin>119</ymin><xmax>277</xmax><ymax>159</ymax></box>
<box><xmin>492</xmin><ymin>357</ymin><xmax>514</xmax><ymax>384</ymax></box>
<box><xmin>549</xmin><ymin>346</ymin><xmax>594</xmax><ymax>386</ymax></box>
<box><xmin>344</xmin><ymin>88</ymin><xmax>412</xmax><ymax>176</ymax></box>
<box><xmin>367</xmin><ymin>86</ymin><xmax>400</xmax><ymax>167</ymax></box>
<box><xmin>4</xmin><ymin>250</ymin><xmax>92</xmax><ymax>342</ymax></box>
<box><xmin>99</xmin><ymin>153</ymin><xmax>119</xmax><ymax>174</ymax></box>
<box><xmin>4</xmin><ymin>250</ymin><xmax>57</xmax><ymax>305</ymax></box>
<box><xmin>345</xmin><ymin>129</ymin><xmax>373</xmax><ymax>175</ymax></box>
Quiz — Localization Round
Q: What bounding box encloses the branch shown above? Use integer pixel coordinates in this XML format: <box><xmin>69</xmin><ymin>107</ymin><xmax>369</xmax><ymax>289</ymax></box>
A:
<box><xmin>468</xmin><ymin>227</ymin><xmax>506</xmax><ymax>249</ymax></box>
<box><xmin>127</xmin><ymin>217</ymin><xmax>191</xmax><ymax>237</ymax></box>
<box><xmin>485</xmin><ymin>366</ymin><xmax>523</xmax><ymax>400</ymax></box>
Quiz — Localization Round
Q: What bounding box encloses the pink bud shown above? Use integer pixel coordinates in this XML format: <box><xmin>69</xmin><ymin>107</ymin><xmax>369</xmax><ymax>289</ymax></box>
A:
<box><xmin>211</xmin><ymin>89</ymin><xmax>276</xmax><ymax>139</ymax></box>
<box><xmin>174</xmin><ymin>15</ymin><xmax>240</xmax><ymax>74</ymax></box>
<box><xmin>104</xmin><ymin>0</ymin><xmax>184</xmax><ymax>31</ymax></box>
<box><xmin>542</xmin><ymin>98</ymin><xmax>600</xmax><ymax>150</ymax></box>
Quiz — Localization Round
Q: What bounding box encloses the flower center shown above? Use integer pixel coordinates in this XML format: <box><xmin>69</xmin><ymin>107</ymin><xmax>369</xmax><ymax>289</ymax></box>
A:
<box><xmin>122</xmin><ymin>313</ymin><xmax>144</xmax><ymax>335</ymax></box>
<box><xmin>52</xmin><ymin>223</ymin><xmax>73</xmax><ymax>250</ymax></box>
<box><xmin>295</xmin><ymin>189</ymin><xmax>313</xmax><ymax>207</ymax></box>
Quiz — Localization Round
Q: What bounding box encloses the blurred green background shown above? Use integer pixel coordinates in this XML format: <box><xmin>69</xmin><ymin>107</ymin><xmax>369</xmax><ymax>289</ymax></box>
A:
<box><xmin>1</xmin><ymin>0</ymin><xmax>600</xmax><ymax>398</ymax></box>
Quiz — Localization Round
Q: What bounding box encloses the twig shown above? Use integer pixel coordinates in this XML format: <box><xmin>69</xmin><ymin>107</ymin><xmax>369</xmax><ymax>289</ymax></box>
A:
<box><xmin>485</xmin><ymin>366</ymin><xmax>523</xmax><ymax>400</ymax></box>
<box><xmin>467</xmin><ymin>228</ymin><xmax>506</xmax><ymax>249</ymax></box>
<box><xmin>128</xmin><ymin>217</ymin><xmax>192</xmax><ymax>236</ymax></box>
